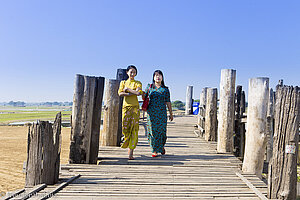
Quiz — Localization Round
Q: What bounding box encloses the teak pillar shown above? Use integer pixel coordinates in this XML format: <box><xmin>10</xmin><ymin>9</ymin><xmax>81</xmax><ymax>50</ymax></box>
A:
<box><xmin>198</xmin><ymin>87</ymin><xmax>208</xmax><ymax>131</ymax></box>
<box><xmin>268</xmin><ymin>85</ymin><xmax>299</xmax><ymax>200</ymax></box>
<box><xmin>242</xmin><ymin>77</ymin><xmax>269</xmax><ymax>177</ymax></box>
<box><xmin>185</xmin><ymin>86</ymin><xmax>193</xmax><ymax>115</ymax></box>
<box><xmin>217</xmin><ymin>69</ymin><xmax>236</xmax><ymax>153</ymax></box>
<box><xmin>26</xmin><ymin>113</ymin><xmax>61</xmax><ymax>186</ymax></box>
<box><xmin>205</xmin><ymin>88</ymin><xmax>218</xmax><ymax>141</ymax></box>
<box><xmin>69</xmin><ymin>74</ymin><xmax>104</xmax><ymax>164</ymax></box>
<box><xmin>100</xmin><ymin>79</ymin><xmax>120</xmax><ymax>146</ymax></box>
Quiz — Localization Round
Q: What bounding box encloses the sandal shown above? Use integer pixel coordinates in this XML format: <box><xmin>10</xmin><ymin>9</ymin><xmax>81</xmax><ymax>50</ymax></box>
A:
<box><xmin>152</xmin><ymin>153</ymin><xmax>158</xmax><ymax>157</ymax></box>
<box><xmin>128</xmin><ymin>156</ymin><xmax>135</xmax><ymax>160</ymax></box>
<box><xmin>162</xmin><ymin>148</ymin><xmax>166</xmax><ymax>155</ymax></box>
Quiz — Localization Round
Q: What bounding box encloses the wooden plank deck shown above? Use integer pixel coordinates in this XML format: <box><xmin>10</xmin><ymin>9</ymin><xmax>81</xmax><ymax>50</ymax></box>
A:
<box><xmin>6</xmin><ymin>115</ymin><xmax>268</xmax><ymax>200</ymax></box>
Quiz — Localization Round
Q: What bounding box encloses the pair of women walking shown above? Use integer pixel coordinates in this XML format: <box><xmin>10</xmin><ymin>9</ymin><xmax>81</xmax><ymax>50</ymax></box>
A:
<box><xmin>118</xmin><ymin>65</ymin><xmax>173</xmax><ymax>160</ymax></box>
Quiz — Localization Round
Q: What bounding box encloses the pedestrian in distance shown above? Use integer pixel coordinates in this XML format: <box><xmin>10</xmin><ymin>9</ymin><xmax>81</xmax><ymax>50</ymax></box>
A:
<box><xmin>143</xmin><ymin>70</ymin><xmax>173</xmax><ymax>157</ymax></box>
<box><xmin>118</xmin><ymin>65</ymin><xmax>143</xmax><ymax>160</ymax></box>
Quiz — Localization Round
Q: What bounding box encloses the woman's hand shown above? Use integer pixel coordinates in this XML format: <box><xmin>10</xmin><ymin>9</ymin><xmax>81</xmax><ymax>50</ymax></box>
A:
<box><xmin>123</xmin><ymin>87</ymin><xmax>141</xmax><ymax>96</ymax></box>
<box><xmin>123</xmin><ymin>87</ymin><xmax>129</xmax><ymax>92</ymax></box>
<box><xmin>166</xmin><ymin>102</ymin><xmax>173</xmax><ymax>121</ymax></box>
<box><xmin>169</xmin><ymin>114</ymin><xmax>174</xmax><ymax>121</ymax></box>
<box><xmin>119</xmin><ymin>92</ymin><xmax>132</xmax><ymax>97</ymax></box>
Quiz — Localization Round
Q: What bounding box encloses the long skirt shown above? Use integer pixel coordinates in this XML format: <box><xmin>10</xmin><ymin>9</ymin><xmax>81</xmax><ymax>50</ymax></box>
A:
<box><xmin>146</xmin><ymin>109</ymin><xmax>167</xmax><ymax>153</ymax></box>
<box><xmin>121</xmin><ymin>106</ymin><xmax>140</xmax><ymax>149</ymax></box>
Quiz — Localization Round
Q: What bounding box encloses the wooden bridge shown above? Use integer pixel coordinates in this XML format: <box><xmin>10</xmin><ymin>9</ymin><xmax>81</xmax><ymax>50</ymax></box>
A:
<box><xmin>5</xmin><ymin>115</ymin><xmax>268</xmax><ymax>200</ymax></box>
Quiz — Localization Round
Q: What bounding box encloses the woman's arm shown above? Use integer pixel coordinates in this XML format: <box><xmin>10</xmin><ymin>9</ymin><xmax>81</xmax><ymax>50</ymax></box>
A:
<box><xmin>119</xmin><ymin>92</ymin><xmax>133</xmax><ymax>97</ymax></box>
<box><xmin>124</xmin><ymin>87</ymin><xmax>142</xmax><ymax>96</ymax></box>
<box><xmin>166</xmin><ymin>102</ymin><xmax>174</xmax><ymax>121</ymax></box>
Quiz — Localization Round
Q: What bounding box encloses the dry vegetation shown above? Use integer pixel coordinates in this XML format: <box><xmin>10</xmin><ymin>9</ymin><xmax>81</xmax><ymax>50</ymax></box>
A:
<box><xmin>0</xmin><ymin>126</ymin><xmax>71</xmax><ymax>194</ymax></box>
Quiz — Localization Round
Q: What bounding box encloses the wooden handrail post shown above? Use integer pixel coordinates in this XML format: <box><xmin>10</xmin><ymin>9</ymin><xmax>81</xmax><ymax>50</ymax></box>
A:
<box><xmin>25</xmin><ymin>113</ymin><xmax>61</xmax><ymax>186</ymax></box>
<box><xmin>185</xmin><ymin>86</ymin><xmax>193</xmax><ymax>115</ymax></box>
<box><xmin>242</xmin><ymin>77</ymin><xmax>269</xmax><ymax>177</ymax></box>
<box><xmin>100</xmin><ymin>79</ymin><xmax>120</xmax><ymax>146</ymax></box>
<box><xmin>268</xmin><ymin>85</ymin><xmax>299</xmax><ymax>199</ymax></box>
<box><xmin>217</xmin><ymin>69</ymin><xmax>236</xmax><ymax>153</ymax></box>
<box><xmin>69</xmin><ymin>74</ymin><xmax>104</xmax><ymax>164</ymax></box>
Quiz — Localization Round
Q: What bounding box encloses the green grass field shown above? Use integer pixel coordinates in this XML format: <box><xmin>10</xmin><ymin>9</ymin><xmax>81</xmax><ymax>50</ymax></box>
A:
<box><xmin>0</xmin><ymin>106</ymin><xmax>72</xmax><ymax>124</ymax></box>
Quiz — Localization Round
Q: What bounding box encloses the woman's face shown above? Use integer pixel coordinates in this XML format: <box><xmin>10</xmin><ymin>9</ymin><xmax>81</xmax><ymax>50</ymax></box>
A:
<box><xmin>127</xmin><ymin>68</ymin><xmax>136</xmax><ymax>79</ymax></box>
<box><xmin>154</xmin><ymin>72</ymin><xmax>163</xmax><ymax>84</ymax></box>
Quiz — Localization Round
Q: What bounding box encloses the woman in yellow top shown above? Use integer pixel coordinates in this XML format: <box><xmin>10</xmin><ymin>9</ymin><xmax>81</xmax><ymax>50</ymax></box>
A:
<box><xmin>118</xmin><ymin>65</ymin><xmax>143</xmax><ymax>160</ymax></box>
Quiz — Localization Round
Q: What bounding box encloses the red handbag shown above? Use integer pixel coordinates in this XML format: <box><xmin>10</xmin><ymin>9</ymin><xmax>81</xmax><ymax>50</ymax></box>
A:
<box><xmin>142</xmin><ymin>93</ymin><xmax>149</xmax><ymax>111</ymax></box>
<box><xmin>141</xmin><ymin>84</ymin><xmax>151</xmax><ymax>111</ymax></box>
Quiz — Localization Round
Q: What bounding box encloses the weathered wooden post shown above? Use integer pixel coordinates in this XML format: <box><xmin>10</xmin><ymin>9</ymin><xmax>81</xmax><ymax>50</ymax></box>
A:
<box><xmin>100</xmin><ymin>79</ymin><xmax>120</xmax><ymax>146</ymax></box>
<box><xmin>240</xmin><ymin>90</ymin><xmax>246</xmax><ymax>158</ymax></box>
<box><xmin>234</xmin><ymin>85</ymin><xmax>246</xmax><ymax>157</ymax></box>
<box><xmin>198</xmin><ymin>87</ymin><xmax>208</xmax><ymax>135</ymax></box>
<box><xmin>205</xmin><ymin>88</ymin><xmax>218</xmax><ymax>141</ymax></box>
<box><xmin>242</xmin><ymin>77</ymin><xmax>269</xmax><ymax>177</ymax></box>
<box><xmin>116</xmin><ymin>69</ymin><xmax>129</xmax><ymax>146</ymax></box>
<box><xmin>26</xmin><ymin>113</ymin><xmax>61</xmax><ymax>186</ymax></box>
<box><xmin>234</xmin><ymin>85</ymin><xmax>242</xmax><ymax>157</ymax></box>
<box><xmin>266</xmin><ymin>88</ymin><xmax>275</xmax><ymax>162</ymax></box>
<box><xmin>217</xmin><ymin>69</ymin><xmax>236</xmax><ymax>153</ymax></box>
<box><xmin>69</xmin><ymin>74</ymin><xmax>104</xmax><ymax>164</ymax></box>
<box><xmin>185</xmin><ymin>86</ymin><xmax>193</xmax><ymax>115</ymax></box>
<box><xmin>268</xmin><ymin>85</ymin><xmax>299</xmax><ymax>200</ymax></box>
<box><xmin>200</xmin><ymin>87</ymin><xmax>208</xmax><ymax>108</ymax></box>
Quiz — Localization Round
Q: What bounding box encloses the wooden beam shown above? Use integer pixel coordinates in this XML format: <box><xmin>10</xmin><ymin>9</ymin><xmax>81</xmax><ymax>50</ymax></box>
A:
<box><xmin>236</xmin><ymin>172</ymin><xmax>268</xmax><ymax>200</ymax></box>
<box><xmin>19</xmin><ymin>184</ymin><xmax>47</xmax><ymax>200</ymax></box>
<box><xmin>2</xmin><ymin>189</ymin><xmax>25</xmax><ymax>200</ymax></box>
<box><xmin>40</xmin><ymin>174</ymin><xmax>81</xmax><ymax>200</ymax></box>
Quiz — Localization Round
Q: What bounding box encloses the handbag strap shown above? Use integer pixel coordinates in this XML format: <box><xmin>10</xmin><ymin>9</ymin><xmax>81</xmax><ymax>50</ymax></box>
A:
<box><xmin>146</xmin><ymin>84</ymin><xmax>153</xmax><ymax>98</ymax></box>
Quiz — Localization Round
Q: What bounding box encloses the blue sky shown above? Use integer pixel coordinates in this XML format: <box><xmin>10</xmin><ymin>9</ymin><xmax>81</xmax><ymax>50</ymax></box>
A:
<box><xmin>0</xmin><ymin>0</ymin><xmax>299</xmax><ymax>102</ymax></box>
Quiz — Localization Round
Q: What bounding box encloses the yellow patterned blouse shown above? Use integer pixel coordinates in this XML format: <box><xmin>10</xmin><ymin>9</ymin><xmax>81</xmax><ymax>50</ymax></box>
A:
<box><xmin>118</xmin><ymin>79</ymin><xmax>143</xmax><ymax>107</ymax></box>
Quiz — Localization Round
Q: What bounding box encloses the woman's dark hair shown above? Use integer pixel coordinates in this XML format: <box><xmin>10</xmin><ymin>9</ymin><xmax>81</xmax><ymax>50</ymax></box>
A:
<box><xmin>126</xmin><ymin>65</ymin><xmax>137</xmax><ymax>75</ymax></box>
<box><xmin>152</xmin><ymin>70</ymin><xmax>167</xmax><ymax>88</ymax></box>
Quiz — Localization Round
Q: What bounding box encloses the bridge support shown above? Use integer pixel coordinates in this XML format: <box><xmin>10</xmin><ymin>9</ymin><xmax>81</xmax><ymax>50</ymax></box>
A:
<box><xmin>100</xmin><ymin>79</ymin><xmax>120</xmax><ymax>146</ymax></box>
<box><xmin>234</xmin><ymin>85</ymin><xmax>246</xmax><ymax>157</ymax></box>
<box><xmin>69</xmin><ymin>74</ymin><xmax>104</xmax><ymax>164</ymax></box>
<box><xmin>197</xmin><ymin>87</ymin><xmax>207</xmax><ymax>134</ymax></box>
<box><xmin>242</xmin><ymin>77</ymin><xmax>269</xmax><ymax>177</ymax></box>
<box><xmin>185</xmin><ymin>86</ymin><xmax>193</xmax><ymax>115</ymax></box>
<box><xmin>266</xmin><ymin>88</ymin><xmax>275</xmax><ymax>162</ymax></box>
<box><xmin>217</xmin><ymin>69</ymin><xmax>236</xmax><ymax>153</ymax></box>
<box><xmin>26</xmin><ymin>113</ymin><xmax>61</xmax><ymax>186</ymax></box>
<box><xmin>205</xmin><ymin>88</ymin><xmax>218</xmax><ymax>141</ymax></box>
<box><xmin>268</xmin><ymin>85</ymin><xmax>299</xmax><ymax>200</ymax></box>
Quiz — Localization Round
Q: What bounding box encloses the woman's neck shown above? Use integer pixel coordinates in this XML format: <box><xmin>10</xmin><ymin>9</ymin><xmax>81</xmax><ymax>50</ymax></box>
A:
<box><xmin>155</xmin><ymin>82</ymin><xmax>162</xmax><ymax>87</ymax></box>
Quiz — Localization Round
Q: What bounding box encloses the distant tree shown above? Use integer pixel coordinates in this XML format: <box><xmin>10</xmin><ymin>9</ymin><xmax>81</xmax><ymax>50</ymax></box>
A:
<box><xmin>194</xmin><ymin>99</ymin><xmax>200</xmax><ymax>103</ymax></box>
<box><xmin>172</xmin><ymin>100</ymin><xmax>185</xmax><ymax>110</ymax></box>
<box><xmin>8</xmin><ymin>101</ymin><xmax>14</xmax><ymax>106</ymax></box>
<box><xmin>16</xmin><ymin>101</ymin><xmax>25</xmax><ymax>107</ymax></box>
<box><xmin>8</xmin><ymin>101</ymin><xmax>25</xmax><ymax>107</ymax></box>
